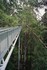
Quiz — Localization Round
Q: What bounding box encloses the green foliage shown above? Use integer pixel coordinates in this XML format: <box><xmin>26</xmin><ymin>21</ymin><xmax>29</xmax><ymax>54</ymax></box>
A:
<box><xmin>0</xmin><ymin>0</ymin><xmax>47</xmax><ymax>70</ymax></box>
<box><xmin>0</xmin><ymin>9</ymin><xmax>18</xmax><ymax>27</ymax></box>
<box><xmin>28</xmin><ymin>0</ymin><xmax>38</xmax><ymax>6</ymax></box>
<box><xmin>41</xmin><ymin>30</ymin><xmax>47</xmax><ymax>45</ymax></box>
<box><xmin>41</xmin><ymin>12</ymin><xmax>47</xmax><ymax>45</ymax></box>
<box><xmin>0</xmin><ymin>0</ymin><xmax>5</xmax><ymax>10</ymax></box>
<box><xmin>20</xmin><ymin>7</ymin><xmax>47</xmax><ymax>70</ymax></box>
<box><xmin>42</xmin><ymin>12</ymin><xmax>47</xmax><ymax>26</ymax></box>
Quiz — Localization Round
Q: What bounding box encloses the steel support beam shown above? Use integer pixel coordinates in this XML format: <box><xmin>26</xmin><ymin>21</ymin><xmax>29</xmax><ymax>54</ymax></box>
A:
<box><xmin>18</xmin><ymin>36</ymin><xmax>20</xmax><ymax>70</ymax></box>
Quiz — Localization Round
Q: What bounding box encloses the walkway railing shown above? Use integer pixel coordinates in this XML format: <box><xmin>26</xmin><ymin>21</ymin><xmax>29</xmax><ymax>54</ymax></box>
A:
<box><xmin>0</xmin><ymin>26</ymin><xmax>22</xmax><ymax>70</ymax></box>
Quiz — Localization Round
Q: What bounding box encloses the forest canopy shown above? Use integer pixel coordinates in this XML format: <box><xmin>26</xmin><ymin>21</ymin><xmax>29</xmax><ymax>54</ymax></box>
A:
<box><xmin>0</xmin><ymin>0</ymin><xmax>47</xmax><ymax>70</ymax></box>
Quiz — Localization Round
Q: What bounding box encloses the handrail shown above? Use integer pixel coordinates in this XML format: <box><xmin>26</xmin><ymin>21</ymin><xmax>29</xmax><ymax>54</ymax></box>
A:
<box><xmin>0</xmin><ymin>26</ymin><xmax>19</xmax><ymax>33</ymax></box>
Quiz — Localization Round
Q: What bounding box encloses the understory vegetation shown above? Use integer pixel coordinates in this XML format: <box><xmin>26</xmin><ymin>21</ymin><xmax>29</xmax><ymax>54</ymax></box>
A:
<box><xmin>0</xmin><ymin>0</ymin><xmax>47</xmax><ymax>70</ymax></box>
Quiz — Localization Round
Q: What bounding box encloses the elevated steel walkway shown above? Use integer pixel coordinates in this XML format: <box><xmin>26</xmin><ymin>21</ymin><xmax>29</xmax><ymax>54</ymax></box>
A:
<box><xmin>0</xmin><ymin>26</ymin><xmax>22</xmax><ymax>70</ymax></box>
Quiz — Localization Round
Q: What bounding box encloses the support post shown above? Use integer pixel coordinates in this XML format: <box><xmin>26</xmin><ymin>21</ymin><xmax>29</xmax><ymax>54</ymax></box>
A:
<box><xmin>24</xmin><ymin>46</ymin><xmax>26</xmax><ymax>63</ymax></box>
<box><xmin>0</xmin><ymin>61</ymin><xmax>1</xmax><ymax>64</ymax></box>
<box><xmin>2</xmin><ymin>58</ymin><xmax>4</xmax><ymax>64</ymax></box>
<box><xmin>0</xmin><ymin>58</ymin><xmax>4</xmax><ymax>67</ymax></box>
<box><xmin>18</xmin><ymin>36</ymin><xmax>20</xmax><ymax>70</ymax></box>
